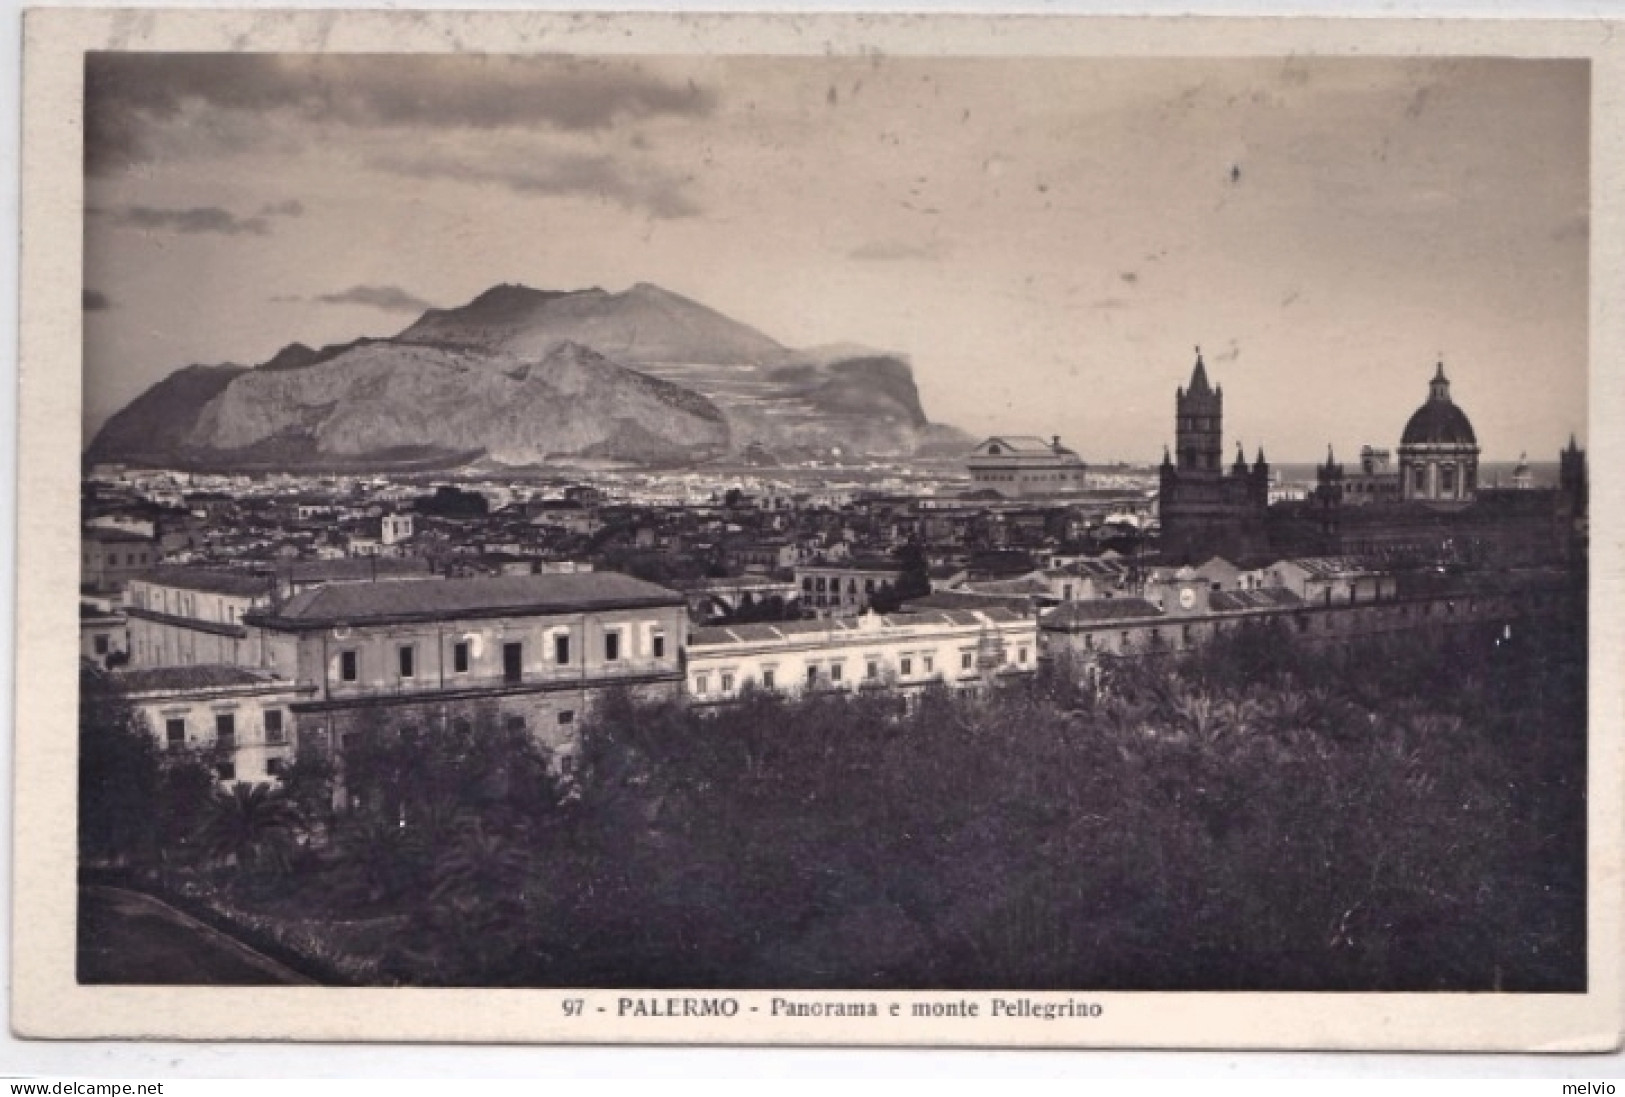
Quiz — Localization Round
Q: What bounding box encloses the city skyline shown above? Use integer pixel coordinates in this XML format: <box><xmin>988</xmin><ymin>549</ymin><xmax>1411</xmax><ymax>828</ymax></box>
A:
<box><xmin>84</xmin><ymin>54</ymin><xmax>1587</xmax><ymax>463</ymax></box>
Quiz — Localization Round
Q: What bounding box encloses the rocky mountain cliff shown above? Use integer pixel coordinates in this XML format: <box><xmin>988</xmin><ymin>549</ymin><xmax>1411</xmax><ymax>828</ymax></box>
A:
<box><xmin>89</xmin><ymin>282</ymin><xmax>965</xmax><ymax>470</ymax></box>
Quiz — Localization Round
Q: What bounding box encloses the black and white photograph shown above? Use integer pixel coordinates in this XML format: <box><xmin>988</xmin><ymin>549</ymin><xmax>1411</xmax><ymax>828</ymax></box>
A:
<box><xmin>14</xmin><ymin>9</ymin><xmax>1622</xmax><ymax>1049</ymax></box>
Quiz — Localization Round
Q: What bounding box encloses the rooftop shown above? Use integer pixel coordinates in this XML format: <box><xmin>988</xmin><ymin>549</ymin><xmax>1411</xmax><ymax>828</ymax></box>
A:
<box><xmin>690</xmin><ymin>607</ymin><xmax>1027</xmax><ymax>648</ymax></box>
<box><xmin>252</xmin><ymin>571</ymin><xmax>684</xmax><ymax>629</ymax></box>
<box><xmin>1209</xmin><ymin>588</ymin><xmax>1305</xmax><ymax>613</ymax></box>
<box><xmin>132</xmin><ymin>567</ymin><xmax>271</xmax><ymax>597</ymax></box>
<box><xmin>1042</xmin><ymin>598</ymin><xmax>1165</xmax><ymax>627</ymax></box>
<box><xmin>115</xmin><ymin>665</ymin><xmax>286</xmax><ymax>694</ymax></box>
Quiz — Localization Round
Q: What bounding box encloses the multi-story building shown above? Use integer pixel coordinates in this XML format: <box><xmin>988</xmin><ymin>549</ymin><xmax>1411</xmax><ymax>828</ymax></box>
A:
<box><xmin>115</xmin><ymin>664</ymin><xmax>314</xmax><ymax>784</ymax></box>
<box><xmin>796</xmin><ymin>559</ymin><xmax>905</xmax><ymax>617</ymax></box>
<box><xmin>244</xmin><ymin>572</ymin><xmax>687</xmax><ymax>762</ymax></box>
<box><xmin>686</xmin><ymin>607</ymin><xmax>1038</xmax><ymax>705</ymax></box>
<box><xmin>81</xmin><ymin>527</ymin><xmax>160</xmax><ymax>593</ymax></box>
<box><xmin>124</xmin><ymin>568</ymin><xmax>272</xmax><ymax>668</ymax></box>
<box><xmin>80</xmin><ymin>601</ymin><xmax>129</xmax><ymax>668</ymax></box>
<box><xmin>966</xmin><ymin>436</ymin><xmax>1088</xmax><ymax>498</ymax></box>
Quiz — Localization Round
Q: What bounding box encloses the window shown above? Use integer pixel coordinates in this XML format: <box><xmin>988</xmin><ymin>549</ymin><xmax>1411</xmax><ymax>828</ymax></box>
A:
<box><xmin>94</xmin><ymin>634</ymin><xmax>109</xmax><ymax>655</ymax></box>
<box><xmin>762</xmin><ymin>669</ymin><xmax>776</xmax><ymax>690</ymax></box>
<box><xmin>560</xmin><ymin>754</ymin><xmax>576</xmax><ymax>776</ymax></box>
<box><xmin>165</xmin><ymin>718</ymin><xmax>185</xmax><ymax>749</ymax></box>
<box><xmin>807</xmin><ymin>665</ymin><xmax>819</xmax><ymax>686</ymax></box>
<box><xmin>215</xmin><ymin>713</ymin><xmax>236</xmax><ymax>749</ymax></box>
<box><xmin>718</xmin><ymin>673</ymin><xmax>734</xmax><ymax>693</ymax></box>
<box><xmin>217</xmin><ymin>762</ymin><xmax>235</xmax><ymax>781</ymax></box>
<box><xmin>340</xmin><ymin>650</ymin><xmax>358</xmax><ymax>682</ymax></box>
<box><xmin>453</xmin><ymin>641</ymin><xmax>470</xmax><ymax>674</ymax></box>
<box><xmin>830</xmin><ymin>663</ymin><xmax>843</xmax><ymax>683</ymax></box>
<box><xmin>866</xmin><ymin>660</ymin><xmax>879</xmax><ymax>680</ymax></box>
<box><xmin>900</xmin><ymin>657</ymin><xmax>912</xmax><ymax>677</ymax></box>
<box><xmin>266</xmin><ymin>758</ymin><xmax>285</xmax><ymax>778</ymax></box>
<box><xmin>555</xmin><ymin>634</ymin><xmax>570</xmax><ymax>665</ymax></box>
<box><xmin>1017</xmin><ymin>647</ymin><xmax>1028</xmax><ymax>664</ymax></box>
<box><xmin>1084</xmin><ymin>634</ymin><xmax>1094</xmax><ymax>650</ymax></box>
<box><xmin>558</xmin><ymin>710</ymin><xmax>575</xmax><ymax>726</ymax></box>
<box><xmin>264</xmin><ymin>709</ymin><xmax>285</xmax><ymax>744</ymax></box>
<box><xmin>653</xmin><ymin>633</ymin><xmax>666</xmax><ymax>658</ymax></box>
<box><xmin>923</xmin><ymin>655</ymin><xmax>934</xmax><ymax>675</ymax></box>
<box><xmin>398</xmin><ymin>645</ymin><xmax>415</xmax><ymax>679</ymax></box>
<box><xmin>505</xmin><ymin>715</ymin><xmax>526</xmax><ymax>733</ymax></box>
<box><xmin>695</xmin><ymin>674</ymin><xmax>709</xmax><ymax>694</ymax></box>
<box><xmin>865</xmin><ymin>579</ymin><xmax>876</xmax><ymax>593</ymax></box>
<box><xmin>604</xmin><ymin>632</ymin><xmax>620</xmax><ymax>662</ymax></box>
<box><xmin>961</xmin><ymin>652</ymin><xmax>974</xmax><ymax>671</ymax></box>
<box><xmin>503</xmin><ymin>642</ymin><xmax>523</xmax><ymax>683</ymax></box>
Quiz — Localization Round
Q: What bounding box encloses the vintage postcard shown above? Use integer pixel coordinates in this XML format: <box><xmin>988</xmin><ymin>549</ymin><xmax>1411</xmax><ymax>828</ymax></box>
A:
<box><xmin>13</xmin><ymin>8</ymin><xmax>1623</xmax><ymax>1049</ymax></box>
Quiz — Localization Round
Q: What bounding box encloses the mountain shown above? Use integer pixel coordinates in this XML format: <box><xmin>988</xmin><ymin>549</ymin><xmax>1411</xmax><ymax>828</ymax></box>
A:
<box><xmin>399</xmin><ymin>282</ymin><xmax>788</xmax><ymax>367</ymax></box>
<box><xmin>88</xmin><ymin>282</ymin><xmax>963</xmax><ymax>470</ymax></box>
<box><xmin>92</xmin><ymin>340</ymin><xmax>728</xmax><ymax>470</ymax></box>
<box><xmin>87</xmin><ymin>363</ymin><xmax>250</xmax><ymax>467</ymax></box>
<box><xmin>400</xmin><ymin>283</ymin><xmax>940</xmax><ymax>457</ymax></box>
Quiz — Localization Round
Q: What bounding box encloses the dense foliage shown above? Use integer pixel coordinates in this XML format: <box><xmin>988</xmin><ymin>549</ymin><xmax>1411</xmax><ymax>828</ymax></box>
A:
<box><xmin>81</xmin><ymin>607</ymin><xmax>1586</xmax><ymax>991</ymax></box>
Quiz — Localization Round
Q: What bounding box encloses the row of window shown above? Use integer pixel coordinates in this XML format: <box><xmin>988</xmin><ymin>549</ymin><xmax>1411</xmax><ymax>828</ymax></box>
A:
<box><xmin>335</xmin><ymin>631</ymin><xmax>666</xmax><ymax>685</ymax></box>
<box><xmin>691</xmin><ymin>645</ymin><xmax>1032</xmax><ymax>696</ymax></box>
<box><xmin>164</xmin><ymin>708</ymin><xmax>284</xmax><ymax>750</ymax></box>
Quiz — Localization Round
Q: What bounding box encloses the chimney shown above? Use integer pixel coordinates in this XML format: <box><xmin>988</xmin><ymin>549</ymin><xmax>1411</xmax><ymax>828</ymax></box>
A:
<box><xmin>1052</xmin><ymin>435</ymin><xmax>1062</xmax><ymax>452</ymax></box>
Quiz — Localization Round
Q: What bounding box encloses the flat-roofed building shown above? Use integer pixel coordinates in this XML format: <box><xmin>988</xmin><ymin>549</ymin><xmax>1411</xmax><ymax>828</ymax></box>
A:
<box><xmin>245</xmin><ymin>571</ymin><xmax>687</xmax><ymax>762</ymax></box>
<box><xmin>124</xmin><ymin>568</ymin><xmax>272</xmax><ymax>668</ymax></box>
<box><xmin>80</xmin><ymin>602</ymin><xmax>129</xmax><ymax>668</ymax></box>
<box><xmin>796</xmin><ymin>559</ymin><xmax>906</xmax><ymax>618</ymax></box>
<box><xmin>114</xmin><ymin>664</ymin><xmax>315</xmax><ymax>785</ymax></box>
<box><xmin>82</xmin><ymin>527</ymin><xmax>159</xmax><ymax>593</ymax></box>
<box><xmin>686</xmin><ymin>607</ymin><xmax>1038</xmax><ymax>705</ymax></box>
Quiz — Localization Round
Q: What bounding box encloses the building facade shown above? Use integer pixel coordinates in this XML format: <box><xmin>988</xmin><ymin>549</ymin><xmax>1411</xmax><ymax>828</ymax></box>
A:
<box><xmin>245</xmin><ymin>572</ymin><xmax>688</xmax><ymax>762</ymax></box>
<box><xmin>125</xmin><ymin>568</ymin><xmax>273</xmax><ymax>668</ymax></box>
<box><xmin>686</xmin><ymin>607</ymin><xmax>1038</xmax><ymax>705</ymax></box>
<box><xmin>796</xmin><ymin>560</ymin><xmax>905</xmax><ymax>617</ymax></box>
<box><xmin>1398</xmin><ymin>362</ymin><xmax>1481</xmax><ymax>505</ymax></box>
<box><xmin>966</xmin><ymin>436</ymin><xmax>1088</xmax><ymax>498</ymax></box>
<box><xmin>115</xmin><ymin>664</ymin><xmax>314</xmax><ymax>784</ymax></box>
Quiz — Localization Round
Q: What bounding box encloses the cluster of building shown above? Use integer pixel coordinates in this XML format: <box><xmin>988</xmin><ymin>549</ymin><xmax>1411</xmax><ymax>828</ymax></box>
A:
<box><xmin>80</xmin><ymin>349</ymin><xmax>1585</xmax><ymax>787</ymax></box>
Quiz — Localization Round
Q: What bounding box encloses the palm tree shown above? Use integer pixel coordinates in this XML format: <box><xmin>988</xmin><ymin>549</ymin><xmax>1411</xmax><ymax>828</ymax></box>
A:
<box><xmin>200</xmin><ymin>781</ymin><xmax>302</xmax><ymax>874</ymax></box>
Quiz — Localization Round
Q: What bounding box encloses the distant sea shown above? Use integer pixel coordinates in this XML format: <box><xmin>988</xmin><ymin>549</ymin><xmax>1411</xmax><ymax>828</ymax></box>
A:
<box><xmin>1271</xmin><ymin>460</ymin><xmax>1560</xmax><ymax>490</ymax></box>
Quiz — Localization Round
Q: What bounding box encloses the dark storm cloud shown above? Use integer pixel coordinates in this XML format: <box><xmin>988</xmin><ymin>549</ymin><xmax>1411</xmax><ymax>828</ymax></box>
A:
<box><xmin>369</xmin><ymin>149</ymin><xmax>702</xmax><ymax>220</ymax></box>
<box><xmin>106</xmin><ymin>205</ymin><xmax>270</xmax><ymax>235</ymax></box>
<box><xmin>85</xmin><ymin>53</ymin><xmax>717</xmax><ymax>175</ymax></box>
<box><xmin>82</xmin><ymin>289</ymin><xmax>114</xmax><ymax>311</ymax></box>
<box><xmin>314</xmin><ymin>285</ymin><xmax>434</xmax><ymax>313</ymax></box>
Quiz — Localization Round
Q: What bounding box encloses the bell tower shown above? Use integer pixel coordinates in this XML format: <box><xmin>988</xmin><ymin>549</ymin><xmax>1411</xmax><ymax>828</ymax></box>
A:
<box><xmin>1175</xmin><ymin>347</ymin><xmax>1223</xmax><ymax>473</ymax></box>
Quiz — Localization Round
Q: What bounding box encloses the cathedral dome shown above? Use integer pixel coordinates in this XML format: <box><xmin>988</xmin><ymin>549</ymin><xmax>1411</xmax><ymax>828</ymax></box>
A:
<box><xmin>1400</xmin><ymin>362</ymin><xmax>1478</xmax><ymax>447</ymax></box>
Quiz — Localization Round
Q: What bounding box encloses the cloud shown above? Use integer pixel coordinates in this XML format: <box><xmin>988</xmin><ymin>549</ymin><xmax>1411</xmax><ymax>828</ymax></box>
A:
<box><xmin>259</xmin><ymin>199</ymin><xmax>305</xmax><ymax>218</ymax></box>
<box><xmin>82</xmin><ymin>289</ymin><xmax>114</xmax><ymax>311</ymax></box>
<box><xmin>368</xmin><ymin>148</ymin><xmax>702</xmax><ymax>220</ymax></box>
<box><xmin>86</xmin><ymin>53</ymin><xmax>717</xmax><ymax>175</ymax></box>
<box><xmin>106</xmin><ymin>205</ymin><xmax>270</xmax><ymax>235</ymax></box>
<box><xmin>848</xmin><ymin>239</ymin><xmax>946</xmax><ymax>262</ymax></box>
<box><xmin>313</xmin><ymin>285</ymin><xmax>433</xmax><ymax>313</ymax></box>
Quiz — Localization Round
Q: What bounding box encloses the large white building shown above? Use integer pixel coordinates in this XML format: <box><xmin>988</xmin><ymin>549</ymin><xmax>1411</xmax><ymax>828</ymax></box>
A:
<box><xmin>115</xmin><ymin>664</ymin><xmax>314</xmax><ymax>784</ymax></box>
<box><xmin>685</xmin><ymin>607</ymin><xmax>1038</xmax><ymax>705</ymax></box>
<box><xmin>966</xmin><ymin>436</ymin><xmax>1087</xmax><ymax>498</ymax></box>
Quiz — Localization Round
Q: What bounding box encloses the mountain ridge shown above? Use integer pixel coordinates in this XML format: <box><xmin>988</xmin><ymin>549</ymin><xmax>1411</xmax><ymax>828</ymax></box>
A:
<box><xmin>89</xmin><ymin>281</ymin><xmax>964</xmax><ymax>469</ymax></box>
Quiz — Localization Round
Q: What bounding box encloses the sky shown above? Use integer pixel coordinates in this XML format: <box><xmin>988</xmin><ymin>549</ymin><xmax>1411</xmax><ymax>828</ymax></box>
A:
<box><xmin>81</xmin><ymin>53</ymin><xmax>1589</xmax><ymax>463</ymax></box>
